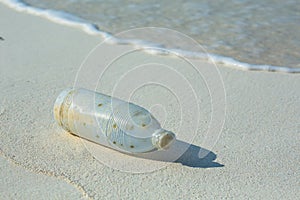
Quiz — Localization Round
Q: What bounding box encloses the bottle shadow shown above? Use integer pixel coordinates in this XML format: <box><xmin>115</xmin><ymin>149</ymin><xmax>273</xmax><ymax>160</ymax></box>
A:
<box><xmin>134</xmin><ymin>140</ymin><xmax>224</xmax><ymax>168</ymax></box>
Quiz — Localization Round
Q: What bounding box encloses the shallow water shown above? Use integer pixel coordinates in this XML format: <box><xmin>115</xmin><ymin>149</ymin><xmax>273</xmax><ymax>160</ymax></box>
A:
<box><xmin>19</xmin><ymin>0</ymin><xmax>300</xmax><ymax>69</ymax></box>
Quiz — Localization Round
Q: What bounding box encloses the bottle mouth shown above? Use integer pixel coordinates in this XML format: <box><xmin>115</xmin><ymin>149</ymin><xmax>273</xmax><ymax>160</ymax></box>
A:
<box><xmin>152</xmin><ymin>129</ymin><xmax>176</xmax><ymax>150</ymax></box>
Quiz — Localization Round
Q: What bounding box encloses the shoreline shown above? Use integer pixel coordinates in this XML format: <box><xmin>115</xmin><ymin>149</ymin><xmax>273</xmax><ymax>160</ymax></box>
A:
<box><xmin>1</xmin><ymin>0</ymin><xmax>299</xmax><ymax>73</ymax></box>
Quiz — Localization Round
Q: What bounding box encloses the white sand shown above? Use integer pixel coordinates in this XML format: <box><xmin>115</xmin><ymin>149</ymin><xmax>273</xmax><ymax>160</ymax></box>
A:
<box><xmin>0</xmin><ymin>156</ymin><xmax>83</xmax><ymax>199</ymax></box>
<box><xmin>0</xmin><ymin>3</ymin><xmax>299</xmax><ymax>199</ymax></box>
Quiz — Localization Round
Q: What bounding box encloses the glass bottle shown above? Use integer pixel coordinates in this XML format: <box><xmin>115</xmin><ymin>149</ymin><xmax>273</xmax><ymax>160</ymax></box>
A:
<box><xmin>53</xmin><ymin>88</ymin><xmax>176</xmax><ymax>153</ymax></box>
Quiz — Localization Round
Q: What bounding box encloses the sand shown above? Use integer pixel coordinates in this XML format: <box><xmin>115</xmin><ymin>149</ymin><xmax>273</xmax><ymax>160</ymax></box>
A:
<box><xmin>0</xmin><ymin>3</ymin><xmax>299</xmax><ymax>199</ymax></box>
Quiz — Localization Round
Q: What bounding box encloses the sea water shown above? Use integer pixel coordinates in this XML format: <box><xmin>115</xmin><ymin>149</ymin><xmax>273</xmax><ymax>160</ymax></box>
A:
<box><xmin>4</xmin><ymin>0</ymin><xmax>300</xmax><ymax>72</ymax></box>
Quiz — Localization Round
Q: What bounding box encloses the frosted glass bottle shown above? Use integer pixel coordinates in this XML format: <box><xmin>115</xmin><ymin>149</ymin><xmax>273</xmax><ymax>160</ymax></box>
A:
<box><xmin>53</xmin><ymin>88</ymin><xmax>176</xmax><ymax>153</ymax></box>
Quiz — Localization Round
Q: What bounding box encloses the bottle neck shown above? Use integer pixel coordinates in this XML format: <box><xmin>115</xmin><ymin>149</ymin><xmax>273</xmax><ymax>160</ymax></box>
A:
<box><xmin>152</xmin><ymin>129</ymin><xmax>176</xmax><ymax>150</ymax></box>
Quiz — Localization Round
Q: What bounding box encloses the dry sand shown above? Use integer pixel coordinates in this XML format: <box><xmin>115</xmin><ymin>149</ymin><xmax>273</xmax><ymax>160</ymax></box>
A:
<box><xmin>0</xmin><ymin>3</ymin><xmax>299</xmax><ymax>199</ymax></box>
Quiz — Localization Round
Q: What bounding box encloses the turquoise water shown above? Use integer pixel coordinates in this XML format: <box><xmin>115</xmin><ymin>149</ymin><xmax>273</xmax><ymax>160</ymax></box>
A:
<box><xmin>20</xmin><ymin>0</ymin><xmax>300</xmax><ymax>69</ymax></box>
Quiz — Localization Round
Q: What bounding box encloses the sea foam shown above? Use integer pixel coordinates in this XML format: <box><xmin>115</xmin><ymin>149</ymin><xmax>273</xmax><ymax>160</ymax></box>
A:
<box><xmin>1</xmin><ymin>0</ymin><xmax>299</xmax><ymax>73</ymax></box>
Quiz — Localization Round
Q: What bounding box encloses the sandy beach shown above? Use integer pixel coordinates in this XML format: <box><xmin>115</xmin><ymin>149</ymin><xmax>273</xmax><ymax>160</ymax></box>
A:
<box><xmin>0</xmin><ymin>3</ymin><xmax>299</xmax><ymax>199</ymax></box>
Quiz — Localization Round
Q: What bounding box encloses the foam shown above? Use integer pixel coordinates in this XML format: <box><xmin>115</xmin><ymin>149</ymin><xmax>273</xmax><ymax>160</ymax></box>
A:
<box><xmin>1</xmin><ymin>0</ymin><xmax>299</xmax><ymax>73</ymax></box>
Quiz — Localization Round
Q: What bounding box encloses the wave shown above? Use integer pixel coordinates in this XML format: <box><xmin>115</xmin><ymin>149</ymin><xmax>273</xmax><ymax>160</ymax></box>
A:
<box><xmin>1</xmin><ymin>0</ymin><xmax>299</xmax><ymax>73</ymax></box>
